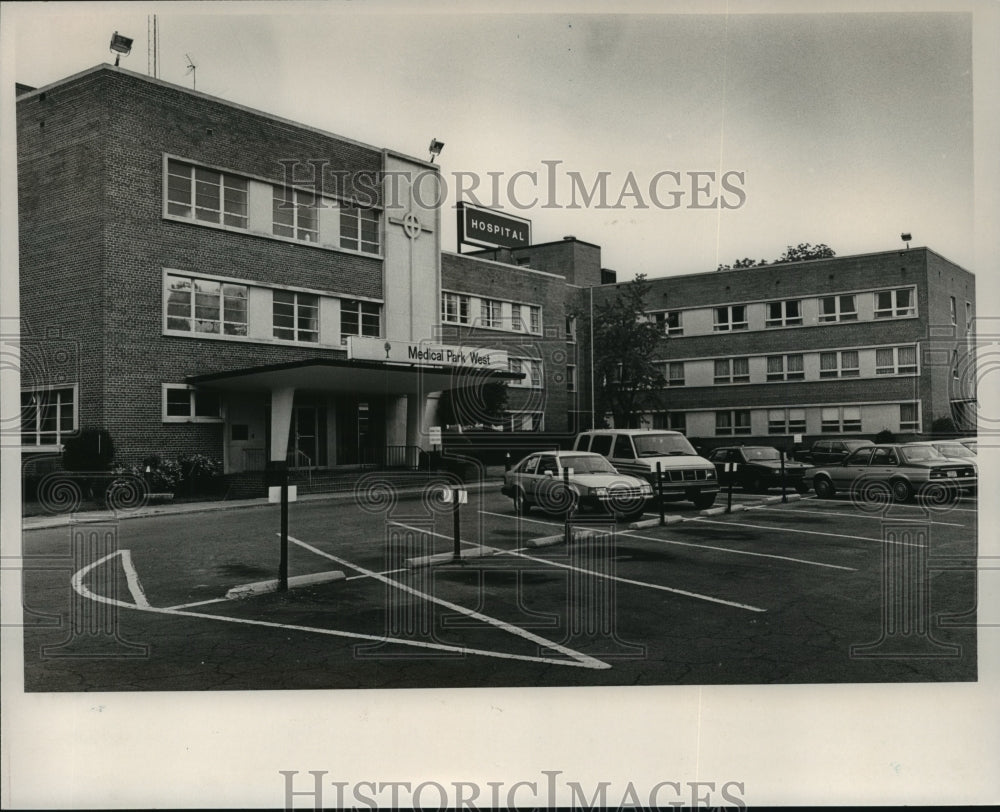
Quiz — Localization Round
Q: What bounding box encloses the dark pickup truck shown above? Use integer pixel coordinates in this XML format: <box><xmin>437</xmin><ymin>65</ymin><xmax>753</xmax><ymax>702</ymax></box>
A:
<box><xmin>795</xmin><ymin>439</ymin><xmax>874</xmax><ymax>465</ymax></box>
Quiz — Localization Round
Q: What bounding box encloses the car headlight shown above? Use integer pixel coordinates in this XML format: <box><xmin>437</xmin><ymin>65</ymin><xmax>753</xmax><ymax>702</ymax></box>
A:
<box><xmin>640</xmin><ymin>483</ymin><xmax>653</xmax><ymax>495</ymax></box>
<box><xmin>589</xmin><ymin>487</ymin><xmax>608</xmax><ymax>497</ymax></box>
<box><xmin>705</xmin><ymin>469</ymin><xmax>716</xmax><ymax>479</ymax></box>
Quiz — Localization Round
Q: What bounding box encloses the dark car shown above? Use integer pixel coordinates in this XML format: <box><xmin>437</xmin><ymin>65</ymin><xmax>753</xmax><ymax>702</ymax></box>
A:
<box><xmin>807</xmin><ymin>442</ymin><xmax>977</xmax><ymax>502</ymax></box>
<box><xmin>707</xmin><ymin>446</ymin><xmax>812</xmax><ymax>493</ymax></box>
<box><xmin>795</xmin><ymin>438</ymin><xmax>874</xmax><ymax>465</ymax></box>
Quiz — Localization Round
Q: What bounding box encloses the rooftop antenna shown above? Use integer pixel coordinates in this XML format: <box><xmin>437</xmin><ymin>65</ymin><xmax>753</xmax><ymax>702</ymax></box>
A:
<box><xmin>901</xmin><ymin>232</ymin><xmax>912</xmax><ymax>250</ymax></box>
<box><xmin>185</xmin><ymin>54</ymin><xmax>197</xmax><ymax>90</ymax></box>
<box><xmin>147</xmin><ymin>15</ymin><xmax>159</xmax><ymax>78</ymax></box>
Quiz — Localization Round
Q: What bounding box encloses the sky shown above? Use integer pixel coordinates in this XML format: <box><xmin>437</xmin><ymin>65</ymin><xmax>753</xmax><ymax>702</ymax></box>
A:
<box><xmin>6</xmin><ymin>1</ymin><xmax>981</xmax><ymax>279</ymax></box>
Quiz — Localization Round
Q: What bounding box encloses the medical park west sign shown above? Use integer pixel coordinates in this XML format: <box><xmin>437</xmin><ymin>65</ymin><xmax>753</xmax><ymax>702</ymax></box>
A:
<box><xmin>456</xmin><ymin>201</ymin><xmax>532</xmax><ymax>250</ymax></box>
<box><xmin>347</xmin><ymin>336</ymin><xmax>509</xmax><ymax>370</ymax></box>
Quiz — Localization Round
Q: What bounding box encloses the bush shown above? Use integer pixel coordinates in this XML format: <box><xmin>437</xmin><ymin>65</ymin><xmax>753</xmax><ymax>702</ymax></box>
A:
<box><xmin>931</xmin><ymin>416</ymin><xmax>958</xmax><ymax>435</ymax></box>
<box><xmin>177</xmin><ymin>454</ymin><xmax>223</xmax><ymax>495</ymax></box>
<box><xmin>114</xmin><ymin>453</ymin><xmax>223</xmax><ymax>496</ymax></box>
<box><xmin>63</xmin><ymin>428</ymin><xmax>115</xmax><ymax>471</ymax></box>
<box><xmin>874</xmin><ymin>429</ymin><xmax>897</xmax><ymax>444</ymax></box>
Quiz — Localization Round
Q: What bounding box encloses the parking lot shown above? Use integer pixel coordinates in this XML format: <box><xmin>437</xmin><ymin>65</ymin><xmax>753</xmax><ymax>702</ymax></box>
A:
<box><xmin>20</xmin><ymin>482</ymin><xmax>977</xmax><ymax>691</ymax></box>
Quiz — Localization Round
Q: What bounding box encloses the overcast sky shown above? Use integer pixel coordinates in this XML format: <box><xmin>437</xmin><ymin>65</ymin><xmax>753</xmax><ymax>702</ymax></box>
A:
<box><xmin>8</xmin><ymin>1</ymin><xmax>978</xmax><ymax>278</ymax></box>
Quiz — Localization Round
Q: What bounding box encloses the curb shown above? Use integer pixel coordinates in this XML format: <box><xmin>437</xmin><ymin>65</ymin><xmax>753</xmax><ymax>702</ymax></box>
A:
<box><xmin>701</xmin><ymin>504</ymin><xmax>746</xmax><ymax>516</ymax></box>
<box><xmin>526</xmin><ymin>533</ymin><xmax>566</xmax><ymax>548</ymax></box>
<box><xmin>225</xmin><ymin>569</ymin><xmax>346</xmax><ymax>599</ymax></box>
<box><xmin>626</xmin><ymin>515</ymin><xmax>684</xmax><ymax>530</ymax></box>
<box><xmin>405</xmin><ymin>545</ymin><xmax>499</xmax><ymax>568</ymax></box>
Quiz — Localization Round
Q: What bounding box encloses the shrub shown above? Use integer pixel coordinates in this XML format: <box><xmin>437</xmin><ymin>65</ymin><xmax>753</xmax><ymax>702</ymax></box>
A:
<box><xmin>874</xmin><ymin>429</ymin><xmax>897</xmax><ymax>444</ymax></box>
<box><xmin>62</xmin><ymin>428</ymin><xmax>115</xmax><ymax>471</ymax></box>
<box><xmin>931</xmin><ymin>416</ymin><xmax>958</xmax><ymax>435</ymax></box>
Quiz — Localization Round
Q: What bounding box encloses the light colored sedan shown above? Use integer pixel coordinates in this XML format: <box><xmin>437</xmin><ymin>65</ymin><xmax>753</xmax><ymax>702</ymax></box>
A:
<box><xmin>808</xmin><ymin>442</ymin><xmax>977</xmax><ymax>502</ymax></box>
<box><xmin>501</xmin><ymin>450</ymin><xmax>653</xmax><ymax>518</ymax></box>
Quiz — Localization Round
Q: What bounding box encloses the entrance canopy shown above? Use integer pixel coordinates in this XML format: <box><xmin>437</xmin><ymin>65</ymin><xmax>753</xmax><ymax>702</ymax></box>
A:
<box><xmin>186</xmin><ymin>356</ymin><xmax>523</xmax><ymax>395</ymax></box>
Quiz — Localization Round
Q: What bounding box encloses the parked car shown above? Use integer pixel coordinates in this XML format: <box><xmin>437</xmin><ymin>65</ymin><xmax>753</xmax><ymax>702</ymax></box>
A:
<box><xmin>706</xmin><ymin>446</ymin><xmax>812</xmax><ymax>493</ymax></box>
<box><xmin>573</xmin><ymin>429</ymin><xmax>718</xmax><ymax>509</ymax></box>
<box><xmin>501</xmin><ymin>450</ymin><xmax>654</xmax><ymax>518</ymax></box>
<box><xmin>926</xmin><ymin>440</ymin><xmax>977</xmax><ymax>461</ymax></box>
<box><xmin>807</xmin><ymin>442</ymin><xmax>977</xmax><ymax>502</ymax></box>
<box><xmin>795</xmin><ymin>438</ymin><xmax>874</xmax><ymax>465</ymax></box>
<box><xmin>959</xmin><ymin>437</ymin><xmax>978</xmax><ymax>454</ymax></box>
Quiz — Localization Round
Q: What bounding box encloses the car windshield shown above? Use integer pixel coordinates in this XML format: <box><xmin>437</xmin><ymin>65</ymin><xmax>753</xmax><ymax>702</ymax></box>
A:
<box><xmin>845</xmin><ymin>440</ymin><xmax>874</xmax><ymax>450</ymax></box>
<box><xmin>935</xmin><ymin>443</ymin><xmax>973</xmax><ymax>458</ymax></box>
<box><xmin>899</xmin><ymin>445</ymin><xmax>946</xmax><ymax>463</ymax></box>
<box><xmin>561</xmin><ymin>455</ymin><xmax>618</xmax><ymax>475</ymax></box>
<box><xmin>633</xmin><ymin>433</ymin><xmax>697</xmax><ymax>457</ymax></box>
<box><xmin>743</xmin><ymin>447</ymin><xmax>780</xmax><ymax>461</ymax></box>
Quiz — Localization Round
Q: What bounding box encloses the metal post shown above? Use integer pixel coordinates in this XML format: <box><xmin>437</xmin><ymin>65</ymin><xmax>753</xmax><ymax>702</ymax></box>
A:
<box><xmin>505</xmin><ymin>452</ymin><xmax>511</xmax><ymax>473</ymax></box>
<box><xmin>279</xmin><ymin>464</ymin><xmax>289</xmax><ymax>591</ymax></box>
<box><xmin>563</xmin><ymin>466</ymin><xmax>572</xmax><ymax>545</ymax></box>
<box><xmin>726</xmin><ymin>467</ymin><xmax>733</xmax><ymax>514</ymax></box>
<box><xmin>452</xmin><ymin>488</ymin><xmax>462</xmax><ymax>562</ymax></box>
<box><xmin>656</xmin><ymin>461</ymin><xmax>665</xmax><ymax>526</ymax></box>
<box><xmin>780</xmin><ymin>449</ymin><xmax>788</xmax><ymax>503</ymax></box>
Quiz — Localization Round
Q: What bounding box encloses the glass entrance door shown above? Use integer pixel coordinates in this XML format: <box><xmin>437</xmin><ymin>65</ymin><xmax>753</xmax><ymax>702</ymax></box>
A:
<box><xmin>289</xmin><ymin>404</ymin><xmax>325</xmax><ymax>468</ymax></box>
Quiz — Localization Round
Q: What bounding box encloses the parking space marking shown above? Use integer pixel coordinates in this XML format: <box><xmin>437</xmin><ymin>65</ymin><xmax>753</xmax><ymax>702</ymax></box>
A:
<box><xmin>479</xmin><ymin>511</ymin><xmax>855</xmax><ymax>571</ymax></box>
<box><xmin>750</xmin><ymin>504</ymin><xmax>967</xmax><ymax>527</ymax></box>
<box><xmin>120</xmin><ymin>550</ymin><xmax>151</xmax><ymax>609</ymax></box>
<box><xmin>691</xmin><ymin>518</ymin><xmax>926</xmax><ymax>548</ymax></box>
<box><xmin>405</xmin><ymin>517</ymin><xmax>767</xmax><ymax>611</ymax></box>
<box><xmin>806</xmin><ymin>499</ymin><xmax>978</xmax><ymax>514</ymax></box>
<box><xmin>73</xmin><ymin>550</ymin><xmax>609</xmax><ymax>670</ymax></box>
<box><xmin>289</xmin><ymin>534</ymin><xmax>611</xmax><ymax>670</ymax></box>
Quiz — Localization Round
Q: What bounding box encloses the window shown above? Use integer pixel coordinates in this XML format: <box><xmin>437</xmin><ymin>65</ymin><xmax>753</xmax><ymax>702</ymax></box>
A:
<box><xmin>528</xmin><ymin>305</ymin><xmax>541</xmax><ymax>334</ymax></box>
<box><xmin>272</xmin><ymin>187</ymin><xmax>318</xmax><ymax>243</ymax></box>
<box><xmin>505</xmin><ymin>412</ymin><xmax>543</xmax><ymax>432</ymax></box>
<box><xmin>341</xmin><ymin>299</ymin><xmax>381</xmax><ymax>342</ymax></box>
<box><xmin>767</xmin><ymin>408</ymin><xmax>806</xmax><ymax>435</ymax></box>
<box><xmin>713</xmin><ymin>305</ymin><xmax>747</xmax><ymax>332</ymax></box>
<box><xmin>950</xmin><ymin>297</ymin><xmax>957</xmax><ymax>326</ymax></box>
<box><xmin>273</xmin><ymin>290</ymin><xmax>319</xmax><ymax>342</ymax></box>
<box><xmin>765</xmin><ymin>354</ymin><xmax>804</xmax><ymax>382</ymax></box>
<box><xmin>875</xmin><ymin>346</ymin><xmax>918</xmax><ymax>375</ymax></box>
<box><xmin>714</xmin><ymin>357</ymin><xmax>750</xmax><ymax>384</ymax></box>
<box><xmin>819</xmin><ymin>350</ymin><xmax>860</xmax><ymax>378</ymax></box>
<box><xmin>441</xmin><ymin>292</ymin><xmax>471</xmax><ymax>325</ymax></box>
<box><xmin>480</xmin><ymin>299</ymin><xmax>502</xmax><ymax>329</ymax></box>
<box><xmin>654</xmin><ymin>310</ymin><xmax>683</xmax><ymax>336</ymax></box>
<box><xmin>899</xmin><ymin>403</ymin><xmax>919</xmax><ymax>432</ymax></box>
<box><xmin>664</xmin><ymin>361</ymin><xmax>685</xmax><ymax>386</ymax></box>
<box><xmin>166</xmin><ymin>159</ymin><xmax>248</xmax><ymax>228</ymax></box>
<box><xmin>340</xmin><ymin>206</ymin><xmax>380</xmax><ymax>253</ymax></box>
<box><xmin>21</xmin><ymin>387</ymin><xmax>76</xmax><ymax>445</ymax></box>
<box><xmin>612</xmin><ymin>435</ymin><xmax>635</xmax><ymax>459</ymax></box>
<box><xmin>716</xmin><ymin>410</ymin><xmax>751</xmax><ymax>436</ymax></box>
<box><xmin>566</xmin><ymin>365</ymin><xmax>576</xmax><ymax>392</ymax></box>
<box><xmin>566</xmin><ymin>315</ymin><xmax>577</xmax><ymax>342</ymax></box>
<box><xmin>165</xmin><ymin>273</ymin><xmax>248</xmax><ymax>336</ymax></box>
<box><xmin>162</xmin><ymin>384</ymin><xmax>221</xmax><ymax>422</ymax></box>
<box><xmin>874</xmin><ymin>287</ymin><xmax>915</xmax><ymax>318</ymax></box>
<box><xmin>966</xmin><ymin>302</ymin><xmax>973</xmax><ymax>334</ymax></box>
<box><xmin>821</xmin><ymin>406</ymin><xmax>862</xmax><ymax>433</ymax></box>
<box><xmin>590</xmin><ymin>435</ymin><xmax>613</xmax><ymax>456</ymax></box>
<box><xmin>509</xmin><ymin>358</ymin><xmax>542</xmax><ymax>388</ymax></box>
<box><xmin>818</xmin><ymin>294</ymin><xmax>858</xmax><ymax>323</ymax></box>
<box><xmin>765</xmin><ymin>299</ymin><xmax>802</xmax><ymax>328</ymax></box>
<box><xmin>653</xmin><ymin>412</ymin><xmax>687</xmax><ymax>433</ymax></box>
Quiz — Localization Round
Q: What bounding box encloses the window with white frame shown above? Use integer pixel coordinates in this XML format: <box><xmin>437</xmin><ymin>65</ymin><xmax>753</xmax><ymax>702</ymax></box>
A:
<box><xmin>441</xmin><ymin>292</ymin><xmax>471</xmax><ymax>325</ymax></box>
<box><xmin>767</xmin><ymin>408</ymin><xmax>806</xmax><ymax>435</ymax></box>
<box><xmin>340</xmin><ymin>299</ymin><xmax>381</xmax><ymax>342</ymax></box>
<box><xmin>714</xmin><ymin>357</ymin><xmax>750</xmax><ymax>384</ymax></box>
<box><xmin>528</xmin><ymin>305</ymin><xmax>541</xmax><ymax>334</ymax></box>
<box><xmin>821</xmin><ymin>406</ymin><xmax>862</xmax><ymax>433</ymax></box>
<box><xmin>652</xmin><ymin>412</ymin><xmax>686</xmax><ymax>432</ymax></box>
<box><xmin>654</xmin><ymin>310</ymin><xmax>683</xmax><ymax>336</ymax></box>
<box><xmin>874</xmin><ymin>287</ymin><xmax>915</xmax><ymax>319</ymax></box>
<box><xmin>713</xmin><ymin>305</ymin><xmax>748</xmax><ymax>332</ymax></box>
<box><xmin>480</xmin><ymin>299</ymin><xmax>502</xmax><ymax>329</ymax></box>
<box><xmin>566</xmin><ymin>365</ymin><xmax>576</xmax><ymax>392</ymax></box>
<box><xmin>503</xmin><ymin>411</ymin><xmax>543</xmax><ymax>431</ymax></box>
<box><xmin>665</xmin><ymin>361</ymin><xmax>685</xmax><ymax>386</ymax></box>
<box><xmin>716</xmin><ymin>410</ymin><xmax>751</xmax><ymax>436</ymax></box>
<box><xmin>339</xmin><ymin>206</ymin><xmax>380</xmax><ymax>254</ymax></box>
<box><xmin>166</xmin><ymin>159</ymin><xmax>248</xmax><ymax>228</ymax></box>
<box><xmin>165</xmin><ymin>273</ymin><xmax>248</xmax><ymax>336</ymax></box>
<box><xmin>162</xmin><ymin>384</ymin><xmax>222</xmax><ymax>422</ymax></box>
<box><xmin>509</xmin><ymin>357</ymin><xmax>542</xmax><ymax>388</ymax></box>
<box><xmin>566</xmin><ymin>315</ymin><xmax>577</xmax><ymax>342</ymax></box>
<box><xmin>766</xmin><ymin>354</ymin><xmax>804</xmax><ymax>381</ymax></box>
<box><xmin>819</xmin><ymin>350</ymin><xmax>860</xmax><ymax>378</ymax></box>
<box><xmin>20</xmin><ymin>387</ymin><xmax>76</xmax><ymax>445</ymax></box>
<box><xmin>272</xmin><ymin>187</ymin><xmax>318</xmax><ymax>243</ymax></box>
<box><xmin>899</xmin><ymin>403</ymin><xmax>919</xmax><ymax>432</ymax></box>
<box><xmin>950</xmin><ymin>297</ymin><xmax>957</xmax><ymax>326</ymax></box>
<box><xmin>765</xmin><ymin>299</ymin><xmax>802</xmax><ymax>328</ymax></box>
<box><xmin>966</xmin><ymin>302</ymin><xmax>973</xmax><ymax>333</ymax></box>
<box><xmin>875</xmin><ymin>346</ymin><xmax>918</xmax><ymax>375</ymax></box>
<box><xmin>273</xmin><ymin>290</ymin><xmax>319</xmax><ymax>342</ymax></box>
<box><xmin>818</xmin><ymin>294</ymin><xmax>858</xmax><ymax>323</ymax></box>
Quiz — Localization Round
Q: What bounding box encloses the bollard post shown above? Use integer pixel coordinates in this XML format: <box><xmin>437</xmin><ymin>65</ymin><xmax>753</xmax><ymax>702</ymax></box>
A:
<box><xmin>726</xmin><ymin>465</ymin><xmax>734</xmax><ymax>514</ymax></box>
<box><xmin>279</xmin><ymin>464</ymin><xmax>289</xmax><ymax>591</ymax></box>
<box><xmin>452</xmin><ymin>487</ymin><xmax>462</xmax><ymax>562</ymax></box>
<box><xmin>504</xmin><ymin>452</ymin><xmax>511</xmax><ymax>473</ymax></box>
<box><xmin>780</xmin><ymin>449</ymin><xmax>788</xmax><ymax>503</ymax></box>
<box><xmin>563</xmin><ymin>465</ymin><xmax>572</xmax><ymax>545</ymax></box>
<box><xmin>656</xmin><ymin>462</ymin><xmax>665</xmax><ymax>526</ymax></box>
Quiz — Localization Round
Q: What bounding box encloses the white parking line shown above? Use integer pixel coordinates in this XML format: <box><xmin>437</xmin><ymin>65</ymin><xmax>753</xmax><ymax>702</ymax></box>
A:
<box><xmin>809</xmin><ymin>498</ymin><xmax>978</xmax><ymax>514</ymax></box>
<box><xmin>479</xmin><ymin>510</ymin><xmax>855</xmax><ymax>571</ymax></box>
<box><xmin>289</xmin><ymin>534</ymin><xmax>611</xmax><ymax>669</ymax></box>
<box><xmin>120</xmin><ymin>550</ymin><xmax>151</xmax><ymax>608</ymax></box>
<box><xmin>691</xmin><ymin>518</ymin><xmax>926</xmax><ymax>548</ymax></box>
<box><xmin>399</xmin><ymin>519</ymin><xmax>766</xmax><ymax>612</ymax></box>
<box><xmin>72</xmin><ymin>550</ymin><xmax>609</xmax><ymax>670</ymax></box>
<box><xmin>750</xmin><ymin>504</ymin><xmax>966</xmax><ymax>527</ymax></box>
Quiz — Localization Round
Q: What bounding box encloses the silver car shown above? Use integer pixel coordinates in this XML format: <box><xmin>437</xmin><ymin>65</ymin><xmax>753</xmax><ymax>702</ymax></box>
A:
<box><xmin>502</xmin><ymin>450</ymin><xmax>653</xmax><ymax>519</ymax></box>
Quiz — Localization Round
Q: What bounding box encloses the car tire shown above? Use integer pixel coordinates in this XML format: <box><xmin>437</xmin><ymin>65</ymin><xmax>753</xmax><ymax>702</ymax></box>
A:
<box><xmin>513</xmin><ymin>488</ymin><xmax>530</xmax><ymax>515</ymax></box>
<box><xmin>814</xmin><ymin>477</ymin><xmax>835</xmax><ymax>499</ymax></box>
<box><xmin>692</xmin><ymin>493</ymin><xmax>716</xmax><ymax>509</ymax></box>
<box><xmin>890</xmin><ymin>478</ymin><xmax>914</xmax><ymax>503</ymax></box>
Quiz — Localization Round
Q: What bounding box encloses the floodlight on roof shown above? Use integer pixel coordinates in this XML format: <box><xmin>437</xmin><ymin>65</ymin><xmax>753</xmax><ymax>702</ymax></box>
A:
<box><xmin>110</xmin><ymin>31</ymin><xmax>133</xmax><ymax>66</ymax></box>
<box><xmin>901</xmin><ymin>232</ymin><xmax>912</xmax><ymax>249</ymax></box>
<box><xmin>428</xmin><ymin>138</ymin><xmax>445</xmax><ymax>163</ymax></box>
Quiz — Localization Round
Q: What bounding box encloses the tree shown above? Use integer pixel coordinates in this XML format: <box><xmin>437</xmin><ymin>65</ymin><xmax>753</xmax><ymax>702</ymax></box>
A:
<box><xmin>593</xmin><ymin>274</ymin><xmax>666</xmax><ymax>428</ymax></box>
<box><xmin>437</xmin><ymin>381</ymin><xmax>508</xmax><ymax>428</ymax></box>
<box><xmin>717</xmin><ymin>243</ymin><xmax>835</xmax><ymax>271</ymax></box>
